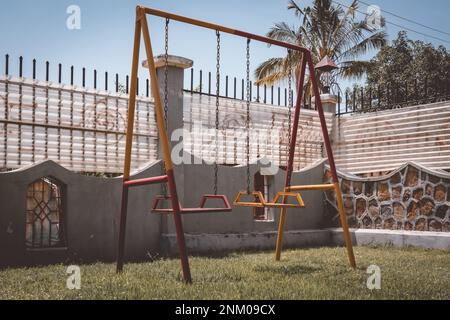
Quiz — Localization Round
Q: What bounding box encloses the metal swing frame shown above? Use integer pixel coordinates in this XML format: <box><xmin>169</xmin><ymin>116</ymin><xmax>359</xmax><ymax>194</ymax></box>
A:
<box><xmin>117</xmin><ymin>6</ymin><xmax>356</xmax><ymax>284</ymax></box>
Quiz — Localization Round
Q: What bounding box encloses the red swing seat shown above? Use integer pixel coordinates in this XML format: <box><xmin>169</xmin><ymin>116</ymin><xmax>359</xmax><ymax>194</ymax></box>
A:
<box><xmin>152</xmin><ymin>194</ymin><xmax>232</xmax><ymax>214</ymax></box>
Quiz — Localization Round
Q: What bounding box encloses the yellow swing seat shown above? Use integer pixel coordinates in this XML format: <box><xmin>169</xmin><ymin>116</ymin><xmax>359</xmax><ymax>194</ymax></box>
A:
<box><xmin>233</xmin><ymin>191</ymin><xmax>266</xmax><ymax>208</ymax></box>
<box><xmin>265</xmin><ymin>191</ymin><xmax>305</xmax><ymax>208</ymax></box>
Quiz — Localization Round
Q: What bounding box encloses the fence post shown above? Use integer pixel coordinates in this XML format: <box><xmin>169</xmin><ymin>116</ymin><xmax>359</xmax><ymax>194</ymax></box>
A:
<box><xmin>312</xmin><ymin>93</ymin><xmax>338</xmax><ymax>154</ymax></box>
<box><xmin>337</xmin><ymin>91</ymin><xmax>341</xmax><ymax>116</ymax></box>
<box><xmin>190</xmin><ymin>68</ymin><xmax>194</xmax><ymax>93</ymax></box>
<box><xmin>5</xmin><ymin>54</ymin><xmax>9</xmax><ymax>75</ymax></box>
<box><xmin>225</xmin><ymin>75</ymin><xmax>228</xmax><ymax>97</ymax></box>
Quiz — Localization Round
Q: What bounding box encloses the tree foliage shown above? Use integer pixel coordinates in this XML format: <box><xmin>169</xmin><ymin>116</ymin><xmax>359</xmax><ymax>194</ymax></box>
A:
<box><xmin>366</xmin><ymin>31</ymin><xmax>450</xmax><ymax>87</ymax></box>
<box><xmin>344</xmin><ymin>32</ymin><xmax>450</xmax><ymax>112</ymax></box>
<box><xmin>255</xmin><ymin>0</ymin><xmax>387</xmax><ymax>92</ymax></box>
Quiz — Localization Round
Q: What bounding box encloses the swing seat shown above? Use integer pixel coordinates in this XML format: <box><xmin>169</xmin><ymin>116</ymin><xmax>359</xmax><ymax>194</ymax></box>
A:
<box><xmin>265</xmin><ymin>191</ymin><xmax>305</xmax><ymax>208</ymax></box>
<box><xmin>233</xmin><ymin>191</ymin><xmax>266</xmax><ymax>208</ymax></box>
<box><xmin>151</xmin><ymin>194</ymin><xmax>232</xmax><ymax>214</ymax></box>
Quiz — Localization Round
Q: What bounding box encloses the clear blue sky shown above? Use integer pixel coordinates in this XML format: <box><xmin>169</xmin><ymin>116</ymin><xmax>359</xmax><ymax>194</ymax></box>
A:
<box><xmin>0</xmin><ymin>0</ymin><xmax>449</xmax><ymax>91</ymax></box>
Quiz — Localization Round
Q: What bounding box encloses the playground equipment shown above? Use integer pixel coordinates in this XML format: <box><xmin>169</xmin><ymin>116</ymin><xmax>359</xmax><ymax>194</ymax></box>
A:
<box><xmin>116</xmin><ymin>5</ymin><xmax>356</xmax><ymax>284</ymax></box>
<box><xmin>228</xmin><ymin>23</ymin><xmax>355</xmax><ymax>268</ymax></box>
<box><xmin>116</xmin><ymin>7</ymin><xmax>233</xmax><ymax>283</ymax></box>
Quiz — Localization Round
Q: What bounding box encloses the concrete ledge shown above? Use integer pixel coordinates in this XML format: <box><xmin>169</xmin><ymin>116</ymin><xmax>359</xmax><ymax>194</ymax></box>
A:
<box><xmin>161</xmin><ymin>230</ymin><xmax>331</xmax><ymax>255</ymax></box>
<box><xmin>330</xmin><ymin>228</ymin><xmax>450</xmax><ymax>250</ymax></box>
<box><xmin>162</xmin><ymin>229</ymin><xmax>450</xmax><ymax>255</ymax></box>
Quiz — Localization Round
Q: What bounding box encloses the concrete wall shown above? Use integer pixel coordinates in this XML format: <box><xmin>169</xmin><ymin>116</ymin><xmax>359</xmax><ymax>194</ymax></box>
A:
<box><xmin>169</xmin><ymin>158</ymin><xmax>326</xmax><ymax>235</ymax></box>
<box><xmin>0</xmin><ymin>157</ymin><xmax>328</xmax><ymax>266</ymax></box>
<box><xmin>0</xmin><ymin>160</ymin><xmax>163</xmax><ymax>267</ymax></box>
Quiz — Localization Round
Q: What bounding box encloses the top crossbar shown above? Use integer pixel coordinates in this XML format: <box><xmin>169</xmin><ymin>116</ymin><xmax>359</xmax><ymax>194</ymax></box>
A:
<box><xmin>139</xmin><ymin>6</ymin><xmax>310</xmax><ymax>54</ymax></box>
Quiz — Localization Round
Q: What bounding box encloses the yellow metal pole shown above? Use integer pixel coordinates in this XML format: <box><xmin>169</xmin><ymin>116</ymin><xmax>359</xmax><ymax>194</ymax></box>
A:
<box><xmin>116</xmin><ymin>9</ymin><xmax>142</xmax><ymax>273</ymax></box>
<box><xmin>140</xmin><ymin>14</ymin><xmax>173</xmax><ymax>170</ymax></box>
<box><xmin>334</xmin><ymin>182</ymin><xmax>357</xmax><ymax>269</ymax></box>
<box><xmin>123</xmin><ymin>10</ymin><xmax>142</xmax><ymax>180</ymax></box>
<box><xmin>275</xmin><ymin>203</ymin><xmax>287</xmax><ymax>261</ymax></box>
<box><xmin>287</xmin><ymin>184</ymin><xmax>335</xmax><ymax>191</ymax></box>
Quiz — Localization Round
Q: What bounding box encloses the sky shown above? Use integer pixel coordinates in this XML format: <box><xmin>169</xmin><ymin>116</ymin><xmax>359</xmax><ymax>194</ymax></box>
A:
<box><xmin>0</xmin><ymin>0</ymin><xmax>449</xmax><ymax>92</ymax></box>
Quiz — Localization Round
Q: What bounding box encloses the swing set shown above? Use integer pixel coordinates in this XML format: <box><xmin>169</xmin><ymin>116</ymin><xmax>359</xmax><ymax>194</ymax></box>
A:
<box><xmin>116</xmin><ymin>6</ymin><xmax>356</xmax><ymax>284</ymax></box>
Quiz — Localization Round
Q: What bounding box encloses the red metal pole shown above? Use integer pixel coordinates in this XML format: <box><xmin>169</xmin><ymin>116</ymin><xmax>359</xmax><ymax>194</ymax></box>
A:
<box><xmin>274</xmin><ymin>57</ymin><xmax>307</xmax><ymax>261</ymax></box>
<box><xmin>116</xmin><ymin>185</ymin><xmax>129</xmax><ymax>272</ymax></box>
<box><xmin>124</xmin><ymin>175</ymin><xmax>168</xmax><ymax>187</ymax></box>
<box><xmin>166</xmin><ymin>169</ymin><xmax>192</xmax><ymax>283</ymax></box>
<box><xmin>285</xmin><ymin>58</ymin><xmax>307</xmax><ymax>188</ymax></box>
<box><xmin>305</xmin><ymin>53</ymin><xmax>338</xmax><ymax>182</ymax></box>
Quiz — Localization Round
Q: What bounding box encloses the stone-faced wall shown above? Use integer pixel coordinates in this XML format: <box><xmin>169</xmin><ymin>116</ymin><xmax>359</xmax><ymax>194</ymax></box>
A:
<box><xmin>324</xmin><ymin>162</ymin><xmax>450</xmax><ymax>232</ymax></box>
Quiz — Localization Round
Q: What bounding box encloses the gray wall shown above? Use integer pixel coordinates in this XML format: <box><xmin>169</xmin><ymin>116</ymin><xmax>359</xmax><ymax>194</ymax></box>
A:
<box><xmin>174</xmin><ymin>158</ymin><xmax>326</xmax><ymax>235</ymax></box>
<box><xmin>0</xmin><ymin>160</ymin><xmax>163</xmax><ymax>266</ymax></box>
<box><xmin>0</xmin><ymin>158</ymin><xmax>327</xmax><ymax>266</ymax></box>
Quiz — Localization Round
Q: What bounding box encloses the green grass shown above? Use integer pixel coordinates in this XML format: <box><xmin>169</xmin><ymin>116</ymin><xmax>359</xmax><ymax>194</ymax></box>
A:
<box><xmin>1</xmin><ymin>246</ymin><xmax>449</xmax><ymax>300</ymax></box>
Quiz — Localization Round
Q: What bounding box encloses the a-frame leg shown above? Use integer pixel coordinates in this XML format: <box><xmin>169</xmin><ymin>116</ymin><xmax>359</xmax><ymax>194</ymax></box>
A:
<box><xmin>306</xmin><ymin>53</ymin><xmax>356</xmax><ymax>269</ymax></box>
<box><xmin>140</xmin><ymin>13</ymin><xmax>192</xmax><ymax>283</ymax></box>
<box><xmin>275</xmin><ymin>57</ymin><xmax>307</xmax><ymax>261</ymax></box>
<box><xmin>116</xmin><ymin>8</ymin><xmax>192</xmax><ymax>283</ymax></box>
<box><xmin>116</xmin><ymin>11</ymin><xmax>142</xmax><ymax>273</ymax></box>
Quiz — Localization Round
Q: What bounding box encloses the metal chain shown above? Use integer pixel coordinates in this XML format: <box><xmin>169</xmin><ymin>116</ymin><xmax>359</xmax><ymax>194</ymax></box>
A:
<box><xmin>246</xmin><ymin>39</ymin><xmax>251</xmax><ymax>193</ymax></box>
<box><xmin>164</xmin><ymin>18</ymin><xmax>169</xmax><ymax>129</ymax></box>
<box><xmin>161</xmin><ymin>18</ymin><xmax>170</xmax><ymax>197</ymax></box>
<box><xmin>287</xmin><ymin>50</ymin><xmax>293</xmax><ymax>148</ymax></box>
<box><xmin>287</xmin><ymin>50</ymin><xmax>293</xmax><ymax>187</ymax></box>
<box><xmin>214</xmin><ymin>30</ymin><xmax>220</xmax><ymax>195</ymax></box>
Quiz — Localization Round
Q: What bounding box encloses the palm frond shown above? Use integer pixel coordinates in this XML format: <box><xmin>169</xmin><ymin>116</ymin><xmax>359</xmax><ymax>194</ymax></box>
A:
<box><xmin>256</xmin><ymin>0</ymin><xmax>386</xmax><ymax>87</ymax></box>
<box><xmin>339</xmin><ymin>31</ymin><xmax>388</xmax><ymax>61</ymax></box>
<box><xmin>254</xmin><ymin>57</ymin><xmax>288</xmax><ymax>85</ymax></box>
<box><xmin>267</xmin><ymin>22</ymin><xmax>297</xmax><ymax>44</ymax></box>
<box><xmin>338</xmin><ymin>60</ymin><xmax>374</xmax><ymax>79</ymax></box>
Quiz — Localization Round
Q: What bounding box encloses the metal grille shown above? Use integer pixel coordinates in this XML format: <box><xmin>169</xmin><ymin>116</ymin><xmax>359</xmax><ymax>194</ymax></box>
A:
<box><xmin>25</xmin><ymin>177</ymin><xmax>66</xmax><ymax>248</ymax></box>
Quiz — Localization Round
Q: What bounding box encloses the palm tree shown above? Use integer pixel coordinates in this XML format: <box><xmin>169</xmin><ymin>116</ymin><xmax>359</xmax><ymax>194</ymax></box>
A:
<box><xmin>255</xmin><ymin>0</ymin><xmax>387</xmax><ymax>95</ymax></box>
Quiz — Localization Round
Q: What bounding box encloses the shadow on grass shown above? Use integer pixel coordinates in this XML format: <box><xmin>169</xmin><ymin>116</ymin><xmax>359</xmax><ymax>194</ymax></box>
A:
<box><xmin>253</xmin><ymin>264</ymin><xmax>321</xmax><ymax>275</ymax></box>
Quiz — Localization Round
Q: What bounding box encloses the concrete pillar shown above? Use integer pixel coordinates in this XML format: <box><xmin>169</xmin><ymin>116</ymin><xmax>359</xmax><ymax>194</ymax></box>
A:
<box><xmin>312</xmin><ymin>93</ymin><xmax>338</xmax><ymax>114</ymax></box>
<box><xmin>142</xmin><ymin>55</ymin><xmax>193</xmax><ymax>152</ymax></box>
<box><xmin>312</xmin><ymin>94</ymin><xmax>338</xmax><ymax>157</ymax></box>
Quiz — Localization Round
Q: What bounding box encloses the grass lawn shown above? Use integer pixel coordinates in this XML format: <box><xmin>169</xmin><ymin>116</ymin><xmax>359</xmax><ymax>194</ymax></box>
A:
<box><xmin>0</xmin><ymin>246</ymin><xmax>449</xmax><ymax>300</ymax></box>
